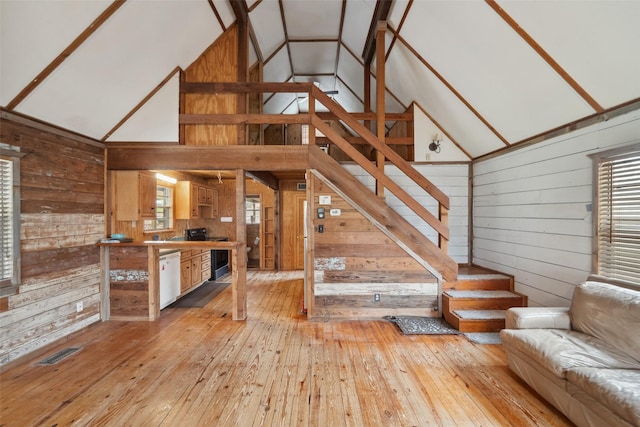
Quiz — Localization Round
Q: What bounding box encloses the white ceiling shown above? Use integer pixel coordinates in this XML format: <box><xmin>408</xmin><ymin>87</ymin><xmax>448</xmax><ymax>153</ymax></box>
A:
<box><xmin>2</xmin><ymin>0</ymin><xmax>639</xmax><ymax>160</ymax></box>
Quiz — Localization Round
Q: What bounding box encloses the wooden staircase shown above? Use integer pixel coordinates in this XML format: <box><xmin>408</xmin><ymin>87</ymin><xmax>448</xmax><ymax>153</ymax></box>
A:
<box><xmin>442</xmin><ymin>265</ymin><xmax>527</xmax><ymax>332</ymax></box>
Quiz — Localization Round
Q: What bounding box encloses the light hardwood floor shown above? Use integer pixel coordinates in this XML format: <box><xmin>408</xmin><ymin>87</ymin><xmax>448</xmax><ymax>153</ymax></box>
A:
<box><xmin>0</xmin><ymin>271</ymin><xmax>572</xmax><ymax>426</ymax></box>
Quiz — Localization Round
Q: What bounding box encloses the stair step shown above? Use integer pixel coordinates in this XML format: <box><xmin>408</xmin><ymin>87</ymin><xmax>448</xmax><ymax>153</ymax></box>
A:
<box><xmin>444</xmin><ymin>290</ymin><xmax>518</xmax><ymax>299</ymax></box>
<box><xmin>454</xmin><ymin>309</ymin><xmax>506</xmax><ymax>320</ymax></box>
<box><xmin>444</xmin><ymin>310</ymin><xmax>506</xmax><ymax>333</ymax></box>
<box><xmin>442</xmin><ymin>290</ymin><xmax>526</xmax><ymax>311</ymax></box>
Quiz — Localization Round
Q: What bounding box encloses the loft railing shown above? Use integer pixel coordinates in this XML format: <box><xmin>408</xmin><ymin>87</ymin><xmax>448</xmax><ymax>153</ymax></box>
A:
<box><xmin>179</xmin><ymin>81</ymin><xmax>451</xmax><ymax>256</ymax></box>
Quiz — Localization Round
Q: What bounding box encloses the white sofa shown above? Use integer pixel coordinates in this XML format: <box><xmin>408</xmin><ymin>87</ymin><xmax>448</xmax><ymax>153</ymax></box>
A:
<box><xmin>500</xmin><ymin>280</ymin><xmax>640</xmax><ymax>427</ymax></box>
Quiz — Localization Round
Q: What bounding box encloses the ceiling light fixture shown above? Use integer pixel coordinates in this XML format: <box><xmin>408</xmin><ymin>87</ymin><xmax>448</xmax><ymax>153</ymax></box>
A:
<box><xmin>155</xmin><ymin>173</ymin><xmax>177</xmax><ymax>184</ymax></box>
<box><xmin>429</xmin><ymin>133</ymin><xmax>442</xmax><ymax>153</ymax></box>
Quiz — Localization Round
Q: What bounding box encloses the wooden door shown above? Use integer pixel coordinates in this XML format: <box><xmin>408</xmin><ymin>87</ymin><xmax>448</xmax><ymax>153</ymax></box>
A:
<box><xmin>281</xmin><ymin>190</ymin><xmax>306</xmax><ymax>270</ymax></box>
<box><xmin>294</xmin><ymin>195</ymin><xmax>306</xmax><ymax>270</ymax></box>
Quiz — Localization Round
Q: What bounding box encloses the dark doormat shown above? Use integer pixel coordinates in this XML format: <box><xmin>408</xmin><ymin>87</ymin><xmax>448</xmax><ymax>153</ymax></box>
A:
<box><xmin>169</xmin><ymin>281</ymin><xmax>230</xmax><ymax>308</ymax></box>
<box><xmin>384</xmin><ymin>316</ymin><xmax>460</xmax><ymax>335</ymax></box>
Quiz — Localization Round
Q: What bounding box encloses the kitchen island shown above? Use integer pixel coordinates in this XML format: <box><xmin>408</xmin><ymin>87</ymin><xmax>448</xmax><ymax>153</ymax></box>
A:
<box><xmin>98</xmin><ymin>240</ymin><xmax>244</xmax><ymax>322</ymax></box>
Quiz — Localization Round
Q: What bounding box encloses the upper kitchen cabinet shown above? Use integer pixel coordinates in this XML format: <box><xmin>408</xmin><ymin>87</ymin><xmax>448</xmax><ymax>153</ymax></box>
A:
<box><xmin>113</xmin><ymin>171</ymin><xmax>157</xmax><ymax>221</ymax></box>
<box><xmin>176</xmin><ymin>181</ymin><xmax>218</xmax><ymax>219</ymax></box>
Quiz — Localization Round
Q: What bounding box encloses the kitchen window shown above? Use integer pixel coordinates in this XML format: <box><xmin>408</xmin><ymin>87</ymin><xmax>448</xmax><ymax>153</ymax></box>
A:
<box><xmin>592</xmin><ymin>143</ymin><xmax>640</xmax><ymax>287</ymax></box>
<box><xmin>144</xmin><ymin>184</ymin><xmax>173</xmax><ymax>231</ymax></box>
<box><xmin>1</xmin><ymin>144</ymin><xmax>23</xmax><ymax>296</ymax></box>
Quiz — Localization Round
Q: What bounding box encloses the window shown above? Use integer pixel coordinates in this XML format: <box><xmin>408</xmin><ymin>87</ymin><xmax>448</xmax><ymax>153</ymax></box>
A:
<box><xmin>143</xmin><ymin>184</ymin><xmax>173</xmax><ymax>231</ymax></box>
<box><xmin>593</xmin><ymin>144</ymin><xmax>640</xmax><ymax>286</ymax></box>
<box><xmin>1</xmin><ymin>144</ymin><xmax>22</xmax><ymax>296</ymax></box>
<box><xmin>246</xmin><ymin>196</ymin><xmax>261</xmax><ymax>225</ymax></box>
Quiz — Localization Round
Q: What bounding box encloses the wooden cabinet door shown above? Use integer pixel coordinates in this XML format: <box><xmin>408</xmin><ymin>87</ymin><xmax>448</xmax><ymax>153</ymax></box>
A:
<box><xmin>180</xmin><ymin>259</ymin><xmax>191</xmax><ymax>293</ymax></box>
<box><xmin>205</xmin><ymin>188</ymin><xmax>214</xmax><ymax>204</ymax></box>
<box><xmin>190</xmin><ymin>184</ymin><xmax>199</xmax><ymax>218</ymax></box>
<box><xmin>191</xmin><ymin>256</ymin><xmax>202</xmax><ymax>287</ymax></box>
<box><xmin>198</xmin><ymin>185</ymin><xmax>207</xmax><ymax>204</ymax></box>
<box><xmin>139</xmin><ymin>172</ymin><xmax>157</xmax><ymax>218</ymax></box>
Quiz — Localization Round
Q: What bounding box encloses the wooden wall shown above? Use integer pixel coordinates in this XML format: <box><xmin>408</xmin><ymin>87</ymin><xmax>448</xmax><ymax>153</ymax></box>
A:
<box><xmin>473</xmin><ymin>110</ymin><xmax>640</xmax><ymax>307</ymax></box>
<box><xmin>311</xmin><ymin>176</ymin><xmax>438</xmax><ymax>320</ymax></box>
<box><xmin>0</xmin><ymin>113</ymin><xmax>103</xmax><ymax>365</ymax></box>
<box><xmin>184</xmin><ymin>25</ymin><xmax>239</xmax><ymax>145</ymax></box>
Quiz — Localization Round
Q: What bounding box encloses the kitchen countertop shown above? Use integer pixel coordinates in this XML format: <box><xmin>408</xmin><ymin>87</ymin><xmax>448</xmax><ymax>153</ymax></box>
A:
<box><xmin>97</xmin><ymin>240</ymin><xmax>238</xmax><ymax>250</ymax></box>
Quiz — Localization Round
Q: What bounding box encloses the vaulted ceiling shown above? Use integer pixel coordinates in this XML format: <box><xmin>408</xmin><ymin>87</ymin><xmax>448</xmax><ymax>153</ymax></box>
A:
<box><xmin>2</xmin><ymin>0</ymin><xmax>639</xmax><ymax>160</ymax></box>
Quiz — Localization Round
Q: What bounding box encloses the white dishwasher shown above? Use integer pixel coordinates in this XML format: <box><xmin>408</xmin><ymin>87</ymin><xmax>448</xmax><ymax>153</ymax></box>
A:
<box><xmin>159</xmin><ymin>251</ymin><xmax>181</xmax><ymax>309</ymax></box>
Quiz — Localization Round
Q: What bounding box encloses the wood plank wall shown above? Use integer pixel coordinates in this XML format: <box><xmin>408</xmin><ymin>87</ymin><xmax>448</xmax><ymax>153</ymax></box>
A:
<box><xmin>0</xmin><ymin>114</ymin><xmax>103</xmax><ymax>365</ymax></box>
<box><xmin>108</xmin><ymin>246</ymin><xmax>149</xmax><ymax>320</ymax></box>
<box><xmin>473</xmin><ymin>110</ymin><xmax>640</xmax><ymax>307</ymax></box>
<box><xmin>311</xmin><ymin>176</ymin><xmax>439</xmax><ymax>320</ymax></box>
<box><xmin>184</xmin><ymin>25</ymin><xmax>239</xmax><ymax>145</ymax></box>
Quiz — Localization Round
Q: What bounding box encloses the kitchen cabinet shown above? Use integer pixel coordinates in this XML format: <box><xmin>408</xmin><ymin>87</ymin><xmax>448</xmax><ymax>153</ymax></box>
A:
<box><xmin>180</xmin><ymin>249</ymin><xmax>211</xmax><ymax>294</ymax></box>
<box><xmin>113</xmin><ymin>171</ymin><xmax>157</xmax><ymax>221</ymax></box>
<box><xmin>176</xmin><ymin>181</ymin><xmax>218</xmax><ymax>219</ymax></box>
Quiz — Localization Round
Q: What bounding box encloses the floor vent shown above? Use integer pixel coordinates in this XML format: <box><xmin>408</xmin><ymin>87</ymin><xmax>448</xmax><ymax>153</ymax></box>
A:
<box><xmin>37</xmin><ymin>347</ymin><xmax>81</xmax><ymax>365</ymax></box>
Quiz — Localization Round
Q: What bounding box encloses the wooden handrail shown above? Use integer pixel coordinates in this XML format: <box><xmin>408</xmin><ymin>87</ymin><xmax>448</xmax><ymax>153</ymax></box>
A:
<box><xmin>312</xmin><ymin>117</ymin><xmax>449</xmax><ymax>240</ymax></box>
<box><xmin>310</xmin><ymin>86</ymin><xmax>450</xmax><ymax>209</ymax></box>
<box><xmin>178</xmin><ymin>81</ymin><xmax>451</xmax><ymax>248</ymax></box>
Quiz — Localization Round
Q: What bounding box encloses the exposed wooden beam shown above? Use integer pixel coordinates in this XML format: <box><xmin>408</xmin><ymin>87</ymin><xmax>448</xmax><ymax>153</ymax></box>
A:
<box><xmin>376</xmin><ymin>21</ymin><xmax>387</xmax><ymax>198</ymax></box>
<box><xmin>179</xmin><ymin>113</ymin><xmax>310</xmax><ymax>125</ymax></box>
<box><xmin>317</xmin><ymin>136</ymin><xmax>413</xmax><ymax>146</ymax></box>
<box><xmin>106</xmin><ymin>145</ymin><xmax>309</xmax><ymax>171</ymax></box>
<box><xmin>485</xmin><ymin>0</ymin><xmax>603</xmax><ymax>113</ymax></box>
<box><xmin>246</xmin><ymin>171</ymin><xmax>279</xmax><ymax>190</ymax></box>
<box><xmin>229</xmin><ymin>0</ymin><xmax>248</xmax><ymax>24</ymax></box>
<box><xmin>103</xmin><ymin>67</ymin><xmax>181</xmax><ymax>142</ymax></box>
<box><xmin>317</xmin><ymin>111</ymin><xmax>412</xmax><ymax>121</ymax></box>
<box><xmin>412</xmin><ymin>102</ymin><xmax>473</xmax><ymax>160</ymax></box>
<box><xmin>334</xmin><ymin>0</ymin><xmax>347</xmax><ymax>91</ymax></box>
<box><xmin>474</xmin><ymin>97</ymin><xmax>640</xmax><ymax>162</ymax></box>
<box><xmin>362</xmin><ymin>0</ymin><xmax>393</xmax><ymax>65</ymax></box>
<box><xmin>234</xmin><ymin>168</ymin><xmax>247</xmax><ymax>320</ymax></box>
<box><xmin>386</xmin><ymin>0</ymin><xmax>413</xmax><ymax>62</ymax></box>
<box><xmin>6</xmin><ymin>0</ymin><xmax>127</xmax><ymax>110</ymax></box>
<box><xmin>181</xmin><ymin>81</ymin><xmax>314</xmax><ymax>94</ymax></box>
<box><xmin>207</xmin><ymin>0</ymin><xmax>226</xmax><ymax>31</ymax></box>
<box><xmin>234</xmin><ymin>0</ymin><xmax>250</xmax><ymax>145</ymax></box>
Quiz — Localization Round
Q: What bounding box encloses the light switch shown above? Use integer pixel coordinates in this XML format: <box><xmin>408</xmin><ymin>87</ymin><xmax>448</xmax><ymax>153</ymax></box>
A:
<box><xmin>319</xmin><ymin>195</ymin><xmax>331</xmax><ymax>205</ymax></box>
<box><xmin>330</xmin><ymin>208</ymin><xmax>341</xmax><ymax>216</ymax></box>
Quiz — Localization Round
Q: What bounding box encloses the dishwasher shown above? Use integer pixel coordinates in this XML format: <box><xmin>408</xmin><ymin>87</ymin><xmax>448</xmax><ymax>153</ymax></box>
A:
<box><xmin>159</xmin><ymin>251</ymin><xmax>181</xmax><ymax>309</ymax></box>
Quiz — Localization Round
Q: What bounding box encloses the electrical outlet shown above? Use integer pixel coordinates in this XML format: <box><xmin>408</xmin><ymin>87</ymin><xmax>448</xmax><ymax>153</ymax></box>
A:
<box><xmin>374</xmin><ymin>293</ymin><xmax>380</xmax><ymax>302</ymax></box>
<box><xmin>76</xmin><ymin>301</ymin><xmax>83</xmax><ymax>312</ymax></box>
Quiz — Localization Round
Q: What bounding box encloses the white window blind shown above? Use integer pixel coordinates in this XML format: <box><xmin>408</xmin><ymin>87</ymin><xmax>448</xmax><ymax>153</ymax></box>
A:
<box><xmin>0</xmin><ymin>157</ymin><xmax>13</xmax><ymax>287</ymax></box>
<box><xmin>597</xmin><ymin>150</ymin><xmax>640</xmax><ymax>284</ymax></box>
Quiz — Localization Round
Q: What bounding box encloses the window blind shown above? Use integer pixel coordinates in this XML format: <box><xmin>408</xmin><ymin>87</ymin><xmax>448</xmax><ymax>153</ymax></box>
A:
<box><xmin>597</xmin><ymin>151</ymin><xmax>640</xmax><ymax>284</ymax></box>
<box><xmin>0</xmin><ymin>157</ymin><xmax>13</xmax><ymax>287</ymax></box>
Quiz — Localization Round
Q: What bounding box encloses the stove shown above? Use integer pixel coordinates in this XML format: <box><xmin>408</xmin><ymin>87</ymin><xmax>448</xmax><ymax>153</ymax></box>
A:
<box><xmin>185</xmin><ymin>228</ymin><xmax>229</xmax><ymax>280</ymax></box>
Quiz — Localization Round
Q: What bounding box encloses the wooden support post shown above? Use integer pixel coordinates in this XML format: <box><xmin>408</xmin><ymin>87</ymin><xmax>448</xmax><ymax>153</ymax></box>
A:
<box><xmin>233</xmin><ymin>169</ymin><xmax>247</xmax><ymax>320</ymax></box>
<box><xmin>237</xmin><ymin>13</ymin><xmax>249</xmax><ymax>145</ymax></box>
<box><xmin>439</xmin><ymin>204</ymin><xmax>449</xmax><ymax>254</ymax></box>
<box><xmin>376</xmin><ymin>21</ymin><xmax>387</xmax><ymax>198</ymax></box>
<box><xmin>308</xmin><ymin>92</ymin><xmax>316</xmax><ymax>146</ymax></box>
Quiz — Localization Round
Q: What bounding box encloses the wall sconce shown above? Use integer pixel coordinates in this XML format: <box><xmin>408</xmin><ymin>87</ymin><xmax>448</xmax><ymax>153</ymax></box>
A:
<box><xmin>429</xmin><ymin>133</ymin><xmax>442</xmax><ymax>153</ymax></box>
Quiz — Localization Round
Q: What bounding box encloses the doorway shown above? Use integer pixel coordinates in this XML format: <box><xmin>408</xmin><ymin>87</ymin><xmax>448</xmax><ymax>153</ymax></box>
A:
<box><xmin>245</xmin><ymin>195</ymin><xmax>261</xmax><ymax>269</ymax></box>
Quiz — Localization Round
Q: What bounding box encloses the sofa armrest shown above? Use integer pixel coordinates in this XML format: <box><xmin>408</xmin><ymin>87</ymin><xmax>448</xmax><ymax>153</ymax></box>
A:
<box><xmin>505</xmin><ymin>307</ymin><xmax>571</xmax><ymax>330</ymax></box>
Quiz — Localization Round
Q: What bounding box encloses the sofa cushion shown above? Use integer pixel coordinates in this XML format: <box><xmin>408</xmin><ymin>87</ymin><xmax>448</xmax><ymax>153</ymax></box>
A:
<box><xmin>500</xmin><ymin>329</ymin><xmax>640</xmax><ymax>380</ymax></box>
<box><xmin>570</xmin><ymin>281</ymin><xmax>640</xmax><ymax>362</ymax></box>
<box><xmin>567</xmin><ymin>368</ymin><xmax>640</xmax><ymax>427</ymax></box>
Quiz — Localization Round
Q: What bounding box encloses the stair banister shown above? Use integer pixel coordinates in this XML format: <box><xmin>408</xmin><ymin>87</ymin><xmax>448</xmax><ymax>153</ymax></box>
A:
<box><xmin>310</xmin><ymin>86</ymin><xmax>450</xmax><ymax>210</ymax></box>
<box><xmin>311</xmin><ymin>116</ymin><xmax>449</xmax><ymax>241</ymax></box>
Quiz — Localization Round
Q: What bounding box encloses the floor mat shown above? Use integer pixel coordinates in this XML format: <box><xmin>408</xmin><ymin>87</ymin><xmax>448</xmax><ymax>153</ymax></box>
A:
<box><xmin>384</xmin><ymin>316</ymin><xmax>460</xmax><ymax>335</ymax></box>
<box><xmin>169</xmin><ymin>281</ymin><xmax>230</xmax><ymax>308</ymax></box>
<box><xmin>463</xmin><ymin>332</ymin><xmax>502</xmax><ymax>345</ymax></box>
